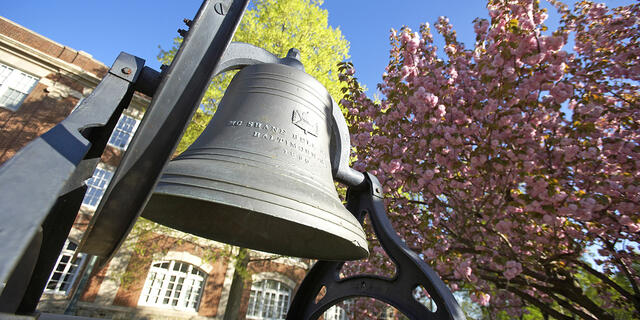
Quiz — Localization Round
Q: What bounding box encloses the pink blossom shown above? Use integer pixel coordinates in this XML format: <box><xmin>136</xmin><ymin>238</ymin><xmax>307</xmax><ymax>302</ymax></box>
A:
<box><xmin>503</xmin><ymin>261</ymin><xmax>523</xmax><ymax>280</ymax></box>
<box><xmin>524</xmin><ymin>53</ymin><xmax>545</xmax><ymax>65</ymax></box>
<box><xmin>474</xmin><ymin>19</ymin><xmax>489</xmax><ymax>35</ymax></box>
<box><xmin>542</xmin><ymin>35</ymin><xmax>565</xmax><ymax>52</ymax></box>
<box><xmin>496</xmin><ymin>220</ymin><xmax>512</xmax><ymax>233</ymax></box>
<box><xmin>454</xmin><ymin>260</ymin><xmax>472</xmax><ymax>279</ymax></box>
<box><xmin>388</xmin><ymin>159</ymin><xmax>402</xmax><ymax>174</ymax></box>
<box><xmin>435</xmin><ymin>104</ymin><xmax>446</xmax><ymax>118</ymax></box>
<box><xmin>493</xmin><ymin>54</ymin><xmax>504</xmax><ymax>67</ymax></box>
<box><xmin>471</xmin><ymin>292</ymin><xmax>491</xmax><ymax>306</ymax></box>
<box><xmin>339</xmin><ymin>1</ymin><xmax>640</xmax><ymax>316</ymax></box>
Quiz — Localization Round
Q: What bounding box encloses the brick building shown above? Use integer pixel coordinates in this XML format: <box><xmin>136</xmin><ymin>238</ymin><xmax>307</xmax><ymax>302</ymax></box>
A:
<box><xmin>0</xmin><ymin>16</ymin><xmax>342</xmax><ymax>320</ymax></box>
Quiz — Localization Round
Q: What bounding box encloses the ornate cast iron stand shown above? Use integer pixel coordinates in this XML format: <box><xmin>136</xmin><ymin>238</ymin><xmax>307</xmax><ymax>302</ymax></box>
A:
<box><xmin>287</xmin><ymin>173</ymin><xmax>465</xmax><ymax>320</ymax></box>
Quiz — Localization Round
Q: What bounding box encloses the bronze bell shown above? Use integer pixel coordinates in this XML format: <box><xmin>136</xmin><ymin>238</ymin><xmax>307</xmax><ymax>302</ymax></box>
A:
<box><xmin>141</xmin><ymin>54</ymin><xmax>368</xmax><ymax>261</ymax></box>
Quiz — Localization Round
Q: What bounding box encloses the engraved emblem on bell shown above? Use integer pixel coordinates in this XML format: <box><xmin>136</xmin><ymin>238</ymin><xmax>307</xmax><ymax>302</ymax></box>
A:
<box><xmin>292</xmin><ymin>109</ymin><xmax>318</xmax><ymax>137</ymax></box>
<box><xmin>141</xmin><ymin>56</ymin><xmax>369</xmax><ymax>261</ymax></box>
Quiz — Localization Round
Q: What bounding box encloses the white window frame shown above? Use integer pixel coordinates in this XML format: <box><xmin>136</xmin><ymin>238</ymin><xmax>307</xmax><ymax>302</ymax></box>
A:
<box><xmin>246</xmin><ymin>279</ymin><xmax>292</xmax><ymax>320</ymax></box>
<box><xmin>44</xmin><ymin>239</ymin><xmax>86</xmax><ymax>295</ymax></box>
<box><xmin>138</xmin><ymin>260</ymin><xmax>206</xmax><ymax>312</ymax></box>
<box><xmin>81</xmin><ymin>165</ymin><xmax>114</xmax><ymax>209</ymax></box>
<box><xmin>107</xmin><ymin>114</ymin><xmax>140</xmax><ymax>150</ymax></box>
<box><xmin>0</xmin><ymin>63</ymin><xmax>39</xmax><ymax>112</ymax></box>
<box><xmin>323</xmin><ymin>300</ymin><xmax>354</xmax><ymax>320</ymax></box>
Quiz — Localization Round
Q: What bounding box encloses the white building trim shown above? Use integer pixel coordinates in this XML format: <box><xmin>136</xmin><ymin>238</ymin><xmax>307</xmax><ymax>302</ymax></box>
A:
<box><xmin>0</xmin><ymin>25</ymin><xmax>103</xmax><ymax>87</ymax></box>
<box><xmin>94</xmin><ymin>236</ymin><xmax>136</xmax><ymax>305</ymax></box>
<box><xmin>251</xmin><ymin>272</ymin><xmax>297</xmax><ymax>290</ymax></box>
<box><xmin>160</xmin><ymin>250</ymin><xmax>215</xmax><ymax>275</ymax></box>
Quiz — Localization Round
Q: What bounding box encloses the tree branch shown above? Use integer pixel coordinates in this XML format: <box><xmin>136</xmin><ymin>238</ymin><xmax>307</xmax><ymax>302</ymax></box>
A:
<box><xmin>505</xmin><ymin>286</ymin><xmax>573</xmax><ymax>320</ymax></box>
<box><xmin>483</xmin><ymin>270</ymin><xmax>601</xmax><ymax>320</ymax></box>
<box><xmin>481</xmin><ymin>269</ymin><xmax>613</xmax><ymax>320</ymax></box>
<box><xmin>575</xmin><ymin>260</ymin><xmax>635</xmax><ymax>303</ymax></box>
<box><xmin>603</xmin><ymin>239</ymin><xmax>640</xmax><ymax>302</ymax></box>
<box><xmin>248</xmin><ymin>255</ymin><xmax>287</xmax><ymax>263</ymax></box>
<box><xmin>608</xmin><ymin>90</ymin><xmax>639</xmax><ymax>108</ymax></box>
<box><xmin>549</xmin><ymin>292</ymin><xmax>599</xmax><ymax>320</ymax></box>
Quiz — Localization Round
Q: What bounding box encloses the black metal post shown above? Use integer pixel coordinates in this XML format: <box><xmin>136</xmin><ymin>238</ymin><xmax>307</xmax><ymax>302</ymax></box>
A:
<box><xmin>0</xmin><ymin>52</ymin><xmax>147</xmax><ymax>314</ymax></box>
<box><xmin>64</xmin><ymin>255</ymin><xmax>98</xmax><ymax>316</ymax></box>
<box><xmin>80</xmin><ymin>0</ymin><xmax>250</xmax><ymax>266</ymax></box>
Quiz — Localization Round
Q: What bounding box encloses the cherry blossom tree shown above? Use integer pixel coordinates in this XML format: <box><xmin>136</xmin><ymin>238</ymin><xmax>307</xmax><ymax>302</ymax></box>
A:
<box><xmin>339</xmin><ymin>0</ymin><xmax>639</xmax><ymax>318</ymax></box>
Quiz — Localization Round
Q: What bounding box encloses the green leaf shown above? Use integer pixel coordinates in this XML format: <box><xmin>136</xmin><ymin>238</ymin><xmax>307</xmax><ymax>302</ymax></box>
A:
<box><xmin>159</xmin><ymin>0</ymin><xmax>351</xmax><ymax>154</ymax></box>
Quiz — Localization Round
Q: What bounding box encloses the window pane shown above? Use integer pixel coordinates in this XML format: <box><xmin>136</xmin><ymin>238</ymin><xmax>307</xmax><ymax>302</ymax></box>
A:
<box><xmin>138</xmin><ymin>260</ymin><xmax>206</xmax><ymax>312</ymax></box>
<box><xmin>44</xmin><ymin>239</ymin><xmax>86</xmax><ymax>295</ymax></box>
<box><xmin>324</xmin><ymin>300</ymin><xmax>353</xmax><ymax>320</ymax></box>
<box><xmin>0</xmin><ymin>64</ymin><xmax>38</xmax><ymax>112</ymax></box>
<box><xmin>247</xmin><ymin>279</ymin><xmax>292</xmax><ymax>320</ymax></box>
<box><xmin>82</xmin><ymin>167</ymin><xmax>114</xmax><ymax>208</ymax></box>
<box><xmin>0</xmin><ymin>65</ymin><xmax>12</xmax><ymax>83</ymax></box>
<box><xmin>0</xmin><ymin>88</ymin><xmax>26</xmax><ymax>111</ymax></box>
<box><xmin>108</xmin><ymin>114</ymin><xmax>139</xmax><ymax>149</ymax></box>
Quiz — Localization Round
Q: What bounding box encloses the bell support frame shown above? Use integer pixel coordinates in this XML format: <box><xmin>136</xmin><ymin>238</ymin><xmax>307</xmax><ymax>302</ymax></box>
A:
<box><xmin>80</xmin><ymin>0</ymin><xmax>250</xmax><ymax>263</ymax></box>
<box><xmin>287</xmin><ymin>173</ymin><xmax>465</xmax><ymax>320</ymax></box>
<box><xmin>0</xmin><ymin>52</ymin><xmax>160</xmax><ymax>313</ymax></box>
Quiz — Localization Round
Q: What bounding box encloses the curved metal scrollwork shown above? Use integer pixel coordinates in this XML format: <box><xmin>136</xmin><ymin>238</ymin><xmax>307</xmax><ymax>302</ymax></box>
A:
<box><xmin>287</xmin><ymin>173</ymin><xmax>465</xmax><ymax>320</ymax></box>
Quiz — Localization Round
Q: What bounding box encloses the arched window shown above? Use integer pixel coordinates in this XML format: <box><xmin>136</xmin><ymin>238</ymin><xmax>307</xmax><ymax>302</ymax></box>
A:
<box><xmin>323</xmin><ymin>300</ymin><xmax>353</xmax><ymax>320</ymax></box>
<box><xmin>138</xmin><ymin>260</ymin><xmax>206</xmax><ymax>311</ymax></box>
<box><xmin>246</xmin><ymin>279</ymin><xmax>292</xmax><ymax>320</ymax></box>
<box><xmin>44</xmin><ymin>239</ymin><xmax>86</xmax><ymax>295</ymax></box>
<box><xmin>0</xmin><ymin>63</ymin><xmax>38</xmax><ymax>112</ymax></box>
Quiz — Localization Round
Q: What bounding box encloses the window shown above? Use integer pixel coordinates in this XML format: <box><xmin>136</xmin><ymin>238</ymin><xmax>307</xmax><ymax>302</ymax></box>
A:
<box><xmin>0</xmin><ymin>63</ymin><xmax>39</xmax><ymax>111</ymax></box>
<box><xmin>324</xmin><ymin>300</ymin><xmax>353</xmax><ymax>320</ymax></box>
<box><xmin>108</xmin><ymin>114</ymin><xmax>139</xmax><ymax>149</ymax></box>
<box><xmin>138</xmin><ymin>261</ymin><xmax>206</xmax><ymax>311</ymax></box>
<box><xmin>82</xmin><ymin>166</ymin><xmax>114</xmax><ymax>208</ymax></box>
<box><xmin>247</xmin><ymin>279</ymin><xmax>292</xmax><ymax>320</ymax></box>
<box><xmin>44</xmin><ymin>239</ymin><xmax>86</xmax><ymax>295</ymax></box>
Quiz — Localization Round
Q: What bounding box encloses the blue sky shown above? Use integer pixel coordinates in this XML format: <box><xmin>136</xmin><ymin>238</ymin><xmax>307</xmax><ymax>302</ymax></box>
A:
<box><xmin>2</xmin><ymin>0</ymin><xmax>489</xmax><ymax>94</ymax></box>
<box><xmin>1</xmin><ymin>0</ymin><xmax>633</xmax><ymax>95</ymax></box>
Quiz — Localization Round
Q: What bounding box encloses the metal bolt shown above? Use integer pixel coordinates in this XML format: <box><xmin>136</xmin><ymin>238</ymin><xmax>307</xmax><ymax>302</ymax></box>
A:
<box><xmin>286</xmin><ymin>48</ymin><xmax>302</xmax><ymax>61</ymax></box>
<box><xmin>178</xmin><ymin>29</ymin><xmax>188</xmax><ymax>37</ymax></box>
<box><xmin>121</xmin><ymin>67</ymin><xmax>132</xmax><ymax>75</ymax></box>
<box><xmin>214</xmin><ymin>2</ymin><xmax>225</xmax><ymax>15</ymax></box>
<box><xmin>183</xmin><ymin>18</ymin><xmax>192</xmax><ymax>27</ymax></box>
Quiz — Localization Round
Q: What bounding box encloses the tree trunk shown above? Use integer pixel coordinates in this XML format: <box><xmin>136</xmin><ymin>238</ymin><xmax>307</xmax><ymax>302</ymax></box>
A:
<box><xmin>223</xmin><ymin>247</ymin><xmax>250</xmax><ymax>320</ymax></box>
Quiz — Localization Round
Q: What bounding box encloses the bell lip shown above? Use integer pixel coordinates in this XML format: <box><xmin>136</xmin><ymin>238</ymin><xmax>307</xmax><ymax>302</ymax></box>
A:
<box><xmin>156</xmin><ymin>157</ymin><xmax>365</xmax><ymax>234</ymax></box>
<box><xmin>142</xmin><ymin>191</ymin><xmax>370</xmax><ymax>261</ymax></box>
